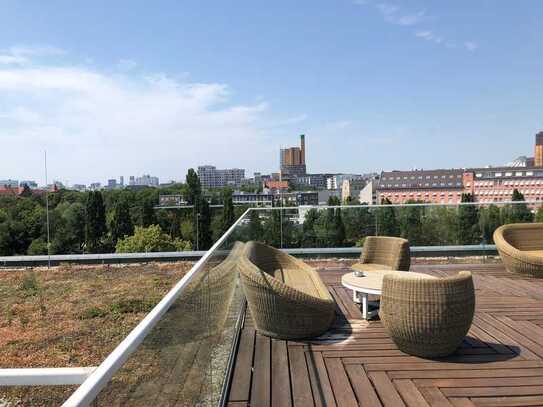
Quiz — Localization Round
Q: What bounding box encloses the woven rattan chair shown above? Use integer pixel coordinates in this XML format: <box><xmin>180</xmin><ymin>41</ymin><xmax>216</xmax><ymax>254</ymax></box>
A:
<box><xmin>494</xmin><ymin>223</ymin><xmax>543</xmax><ymax>277</ymax></box>
<box><xmin>239</xmin><ymin>241</ymin><xmax>335</xmax><ymax>339</ymax></box>
<box><xmin>379</xmin><ymin>271</ymin><xmax>475</xmax><ymax>358</ymax></box>
<box><xmin>353</xmin><ymin>236</ymin><xmax>411</xmax><ymax>272</ymax></box>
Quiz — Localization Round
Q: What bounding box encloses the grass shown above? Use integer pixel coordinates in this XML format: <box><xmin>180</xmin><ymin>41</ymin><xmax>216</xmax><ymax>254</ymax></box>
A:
<box><xmin>0</xmin><ymin>261</ymin><xmax>192</xmax><ymax>406</ymax></box>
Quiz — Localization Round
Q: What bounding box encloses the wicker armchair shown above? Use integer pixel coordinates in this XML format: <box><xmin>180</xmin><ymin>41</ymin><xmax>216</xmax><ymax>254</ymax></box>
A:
<box><xmin>353</xmin><ymin>236</ymin><xmax>411</xmax><ymax>272</ymax></box>
<box><xmin>494</xmin><ymin>223</ymin><xmax>543</xmax><ymax>277</ymax></box>
<box><xmin>239</xmin><ymin>241</ymin><xmax>335</xmax><ymax>339</ymax></box>
<box><xmin>379</xmin><ymin>271</ymin><xmax>475</xmax><ymax>358</ymax></box>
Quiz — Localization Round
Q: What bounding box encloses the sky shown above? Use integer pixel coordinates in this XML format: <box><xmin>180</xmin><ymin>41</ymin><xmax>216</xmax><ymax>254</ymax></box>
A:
<box><xmin>1</xmin><ymin>0</ymin><xmax>543</xmax><ymax>185</ymax></box>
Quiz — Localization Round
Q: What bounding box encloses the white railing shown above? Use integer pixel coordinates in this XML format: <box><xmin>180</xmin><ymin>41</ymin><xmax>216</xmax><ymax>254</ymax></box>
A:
<box><xmin>0</xmin><ymin>368</ymin><xmax>97</xmax><ymax>386</ymax></box>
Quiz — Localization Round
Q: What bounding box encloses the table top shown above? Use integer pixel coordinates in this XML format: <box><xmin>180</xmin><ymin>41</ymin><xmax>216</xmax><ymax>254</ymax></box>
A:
<box><xmin>341</xmin><ymin>270</ymin><xmax>399</xmax><ymax>294</ymax></box>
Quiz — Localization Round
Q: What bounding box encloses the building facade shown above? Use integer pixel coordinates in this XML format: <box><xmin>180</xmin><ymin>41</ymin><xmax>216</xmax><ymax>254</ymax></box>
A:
<box><xmin>280</xmin><ymin>134</ymin><xmax>307</xmax><ymax>177</ymax></box>
<box><xmin>198</xmin><ymin>166</ymin><xmax>245</xmax><ymax>189</ymax></box>
<box><xmin>467</xmin><ymin>167</ymin><xmax>543</xmax><ymax>203</ymax></box>
<box><xmin>359</xmin><ymin>179</ymin><xmax>378</xmax><ymax>205</ymax></box>
<box><xmin>377</xmin><ymin>169</ymin><xmax>466</xmax><ymax>204</ymax></box>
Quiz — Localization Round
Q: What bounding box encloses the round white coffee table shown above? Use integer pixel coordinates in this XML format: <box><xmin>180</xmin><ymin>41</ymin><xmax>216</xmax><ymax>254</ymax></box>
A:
<box><xmin>341</xmin><ymin>270</ymin><xmax>399</xmax><ymax>320</ymax></box>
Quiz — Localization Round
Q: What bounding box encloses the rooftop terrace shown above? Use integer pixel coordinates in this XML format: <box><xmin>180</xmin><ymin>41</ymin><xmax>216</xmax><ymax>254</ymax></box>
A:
<box><xmin>3</xmin><ymin>202</ymin><xmax>543</xmax><ymax>406</ymax></box>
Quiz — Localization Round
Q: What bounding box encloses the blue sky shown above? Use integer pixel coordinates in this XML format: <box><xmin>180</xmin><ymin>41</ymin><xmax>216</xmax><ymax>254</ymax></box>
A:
<box><xmin>1</xmin><ymin>0</ymin><xmax>542</xmax><ymax>185</ymax></box>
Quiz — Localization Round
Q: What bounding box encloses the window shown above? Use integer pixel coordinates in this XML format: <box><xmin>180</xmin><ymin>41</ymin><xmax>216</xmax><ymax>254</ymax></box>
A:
<box><xmin>495</xmin><ymin>172</ymin><xmax>502</xmax><ymax>177</ymax></box>
<box><xmin>527</xmin><ymin>171</ymin><xmax>534</xmax><ymax>176</ymax></box>
<box><xmin>476</xmin><ymin>173</ymin><xmax>482</xmax><ymax>178</ymax></box>
<box><xmin>516</xmin><ymin>172</ymin><xmax>523</xmax><ymax>176</ymax></box>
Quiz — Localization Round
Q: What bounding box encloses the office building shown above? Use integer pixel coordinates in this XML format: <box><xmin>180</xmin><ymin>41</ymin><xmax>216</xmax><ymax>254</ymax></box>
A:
<box><xmin>466</xmin><ymin>167</ymin><xmax>543</xmax><ymax>203</ymax></box>
<box><xmin>198</xmin><ymin>166</ymin><xmax>245</xmax><ymax>189</ymax></box>
<box><xmin>134</xmin><ymin>174</ymin><xmax>159</xmax><ymax>187</ymax></box>
<box><xmin>377</xmin><ymin>169</ymin><xmax>466</xmax><ymax>204</ymax></box>
<box><xmin>341</xmin><ymin>179</ymin><xmax>367</xmax><ymax>202</ymax></box>
<box><xmin>107</xmin><ymin>179</ymin><xmax>117</xmax><ymax>189</ymax></box>
<box><xmin>359</xmin><ymin>179</ymin><xmax>379</xmax><ymax>205</ymax></box>
<box><xmin>280</xmin><ymin>134</ymin><xmax>307</xmax><ymax>177</ymax></box>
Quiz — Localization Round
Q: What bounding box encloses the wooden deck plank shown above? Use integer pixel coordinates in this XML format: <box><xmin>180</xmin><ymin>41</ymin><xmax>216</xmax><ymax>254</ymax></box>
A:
<box><xmin>305</xmin><ymin>351</ymin><xmax>337</xmax><ymax>407</ymax></box>
<box><xmin>394</xmin><ymin>379</ymin><xmax>431</xmax><ymax>407</ymax></box>
<box><xmin>344</xmin><ymin>364</ymin><xmax>382</xmax><ymax>407</ymax></box>
<box><xmin>251</xmin><ymin>334</ymin><xmax>271</xmax><ymax>407</ymax></box>
<box><xmin>288</xmin><ymin>346</ymin><xmax>315</xmax><ymax>407</ymax></box>
<box><xmin>324</xmin><ymin>358</ymin><xmax>358</xmax><ymax>407</ymax></box>
<box><xmin>272</xmin><ymin>339</ymin><xmax>292</xmax><ymax>407</ymax></box>
<box><xmin>228</xmin><ymin>328</ymin><xmax>256</xmax><ymax>402</ymax></box>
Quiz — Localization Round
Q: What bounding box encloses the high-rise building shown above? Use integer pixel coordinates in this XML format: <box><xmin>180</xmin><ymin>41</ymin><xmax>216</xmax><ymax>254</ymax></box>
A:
<box><xmin>134</xmin><ymin>174</ymin><xmax>159</xmax><ymax>187</ymax></box>
<box><xmin>120</xmin><ymin>176</ymin><xmax>124</xmax><ymax>187</ymax></box>
<box><xmin>197</xmin><ymin>166</ymin><xmax>245</xmax><ymax>189</ymax></box>
<box><xmin>280</xmin><ymin>134</ymin><xmax>307</xmax><ymax>177</ymax></box>
<box><xmin>129</xmin><ymin>176</ymin><xmax>135</xmax><ymax>186</ymax></box>
<box><xmin>535</xmin><ymin>132</ymin><xmax>543</xmax><ymax>167</ymax></box>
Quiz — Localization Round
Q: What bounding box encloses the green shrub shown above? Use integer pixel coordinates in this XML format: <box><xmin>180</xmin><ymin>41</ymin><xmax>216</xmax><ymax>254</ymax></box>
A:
<box><xmin>116</xmin><ymin>225</ymin><xmax>191</xmax><ymax>253</ymax></box>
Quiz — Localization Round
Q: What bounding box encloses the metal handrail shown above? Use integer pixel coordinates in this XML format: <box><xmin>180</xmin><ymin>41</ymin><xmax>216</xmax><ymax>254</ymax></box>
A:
<box><xmin>61</xmin><ymin>208</ymin><xmax>251</xmax><ymax>407</ymax></box>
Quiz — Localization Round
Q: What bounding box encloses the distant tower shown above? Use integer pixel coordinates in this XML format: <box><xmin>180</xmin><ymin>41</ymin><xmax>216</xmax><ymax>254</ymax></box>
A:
<box><xmin>300</xmin><ymin>134</ymin><xmax>306</xmax><ymax>164</ymax></box>
<box><xmin>536</xmin><ymin>132</ymin><xmax>543</xmax><ymax>167</ymax></box>
<box><xmin>120</xmin><ymin>176</ymin><xmax>124</xmax><ymax>187</ymax></box>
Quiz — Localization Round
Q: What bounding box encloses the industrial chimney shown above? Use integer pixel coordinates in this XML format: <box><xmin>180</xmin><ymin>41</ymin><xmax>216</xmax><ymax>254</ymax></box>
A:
<box><xmin>536</xmin><ymin>132</ymin><xmax>543</xmax><ymax>167</ymax></box>
<box><xmin>300</xmin><ymin>134</ymin><xmax>306</xmax><ymax>165</ymax></box>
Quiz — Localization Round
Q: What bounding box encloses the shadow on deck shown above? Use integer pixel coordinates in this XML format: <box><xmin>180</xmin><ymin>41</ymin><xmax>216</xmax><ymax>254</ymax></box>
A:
<box><xmin>227</xmin><ymin>262</ymin><xmax>543</xmax><ymax>407</ymax></box>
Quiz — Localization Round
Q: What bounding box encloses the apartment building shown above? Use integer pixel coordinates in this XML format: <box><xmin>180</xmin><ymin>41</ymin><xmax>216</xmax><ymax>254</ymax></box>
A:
<box><xmin>197</xmin><ymin>166</ymin><xmax>245</xmax><ymax>189</ymax></box>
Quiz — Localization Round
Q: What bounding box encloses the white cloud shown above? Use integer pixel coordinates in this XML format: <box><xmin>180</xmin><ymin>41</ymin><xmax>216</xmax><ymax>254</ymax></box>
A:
<box><xmin>0</xmin><ymin>45</ymin><xmax>66</xmax><ymax>66</ymax></box>
<box><xmin>0</xmin><ymin>62</ymin><xmax>283</xmax><ymax>183</ymax></box>
<box><xmin>355</xmin><ymin>2</ymin><xmax>477</xmax><ymax>52</ymax></box>
<box><xmin>415</xmin><ymin>30</ymin><xmax>442</xmax><ymax>44</ymax></box>
<box><xmin>0</xmin><ymin>55</ymin><xmax>27</xmax><ymax>65</ymax></box>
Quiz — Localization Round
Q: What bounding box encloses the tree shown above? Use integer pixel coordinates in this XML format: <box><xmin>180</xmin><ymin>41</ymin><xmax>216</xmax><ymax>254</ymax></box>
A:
<box><xmin>248</xmin><ymin>209</ymin><xmax>264</xmax><ymax>241</ymax></box>
<box><xmin>301</xmin><ymin>208</ymin><xmax>320</xmax><ymax>247</ymax></box>
<box><xmin>111</xmin><ymin>197</ymin><xmax>134</xmax><ymax>244</ymax></box>
<box><xmin>398</xmin><ymin>201</ymin><xmax>424</xmax><ymax>245</ymax></box>
<box><xmin>376</xmin><ymin>198</ymin><xmax>399</xmax><ymax>236</ymax></box>
<box><xmin>196</xmin><ymin>197</ymin><xmax>213</xmax><ymax>250</ymax></box>
<box><xmin>536</xmin><ymin>206</ymin><xmax>543</xmax><ymax>223</ymax></box>
<box><xmin>116</xmin><ymin>225</ymin><xmax>191</xmax><ymax>253</ymax></box>
<box><xmin>85</xmin><ymin>191</ymin><xmax>107</xmax><ymax>253</ymax></box>
<box><xmin>221</xmin><ymin>189</ymin><xmax>235</xmax><ymax>235</ymax></box>
<box><xmin>185</xmin><ymin>168</ymin><xmax>201</xmax><ymax>205</ymax></box>
<box><xmin>479</xmin><ymin>205</ymin><xmax>502</xmax><ymax>244</ymax></box>
<box><xmin>457</xmin><ymin>193</ymin><xmax>480</xmax><ymax>245</ymax></box>
<box><xmin>503</xmin><ymin>189</ymin><xmax>533</xmax><ymax>223</ymax></box>
<box><xmin>141</xmin><ymin>198</ymin><xmax>156</xmax><ymax>227</ymax></box>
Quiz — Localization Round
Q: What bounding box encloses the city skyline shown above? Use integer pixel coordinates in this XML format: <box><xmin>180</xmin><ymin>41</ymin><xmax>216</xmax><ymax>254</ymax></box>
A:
<box><xmin>1</xmin><ymin>1</ymin><xmax>543</xmax><ymax>184</ymax></box>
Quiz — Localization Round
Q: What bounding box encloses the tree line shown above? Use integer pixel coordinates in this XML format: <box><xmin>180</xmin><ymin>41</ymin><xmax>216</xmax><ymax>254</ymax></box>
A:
<box><xmin>0</xmin><ymin>169</ymin><xmax>242</xmax><ymax>256</ymax></box>
<box><xmin>244</xmin><ymin>190</ymin><xmax>543</xmax><ymax>249</ymax></box>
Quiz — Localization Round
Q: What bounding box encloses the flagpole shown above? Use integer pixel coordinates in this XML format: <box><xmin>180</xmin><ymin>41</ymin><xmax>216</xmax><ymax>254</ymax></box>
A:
<box><xmin>45</xmin><ymin>151</ymin><xmax>51</xmax><ymax>269</ymax></box>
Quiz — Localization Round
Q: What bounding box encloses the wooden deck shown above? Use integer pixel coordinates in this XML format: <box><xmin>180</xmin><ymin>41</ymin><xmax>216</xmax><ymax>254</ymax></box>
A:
<box><xmin>227</xmin><ymin>262</ymin><xmax>543</xmax><ymax>407</ymax></box>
